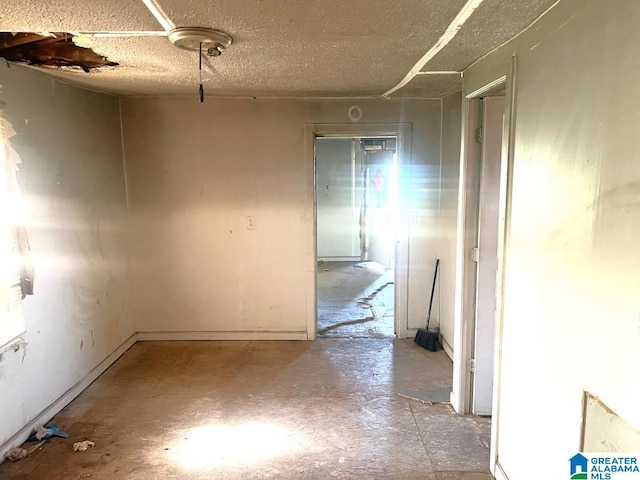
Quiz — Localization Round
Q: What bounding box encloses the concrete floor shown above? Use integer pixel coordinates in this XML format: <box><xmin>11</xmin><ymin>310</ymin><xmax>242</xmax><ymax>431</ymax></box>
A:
<box><xmin>0</xmin><ymin>340</ymin><xmax>492</xmax><ymax>479</ymax></box>
<box><xmin>318</xmin><ymin>261</ymin><xmax>395</xmax><ymax>338</ymax></box>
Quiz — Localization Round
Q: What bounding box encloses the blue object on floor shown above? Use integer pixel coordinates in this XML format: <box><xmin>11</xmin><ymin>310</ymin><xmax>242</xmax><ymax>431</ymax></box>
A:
<box><xmin>28</xmin><ymin>425</ymin><xmax>69</xmax><ymax>442</ymax></box>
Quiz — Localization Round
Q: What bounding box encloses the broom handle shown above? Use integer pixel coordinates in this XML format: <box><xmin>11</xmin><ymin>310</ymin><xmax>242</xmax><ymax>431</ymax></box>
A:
<box><xmin>425</xmin><ymin>259</ymin><xmax>440</xmax><ymax>330</ymax></box>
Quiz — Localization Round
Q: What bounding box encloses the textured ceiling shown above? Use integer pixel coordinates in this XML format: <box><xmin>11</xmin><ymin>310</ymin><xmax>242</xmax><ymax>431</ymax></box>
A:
<box><xmin>423</xmin><ymin>0</ymin><xmax>555</xmax><ymax>72</ymax></box>
<box><xmin>388</xmin><ymin>74</ymin><xmax>463</xmax><ymax>99</ymax></box>
<box><xmin>0</xmin><ymin>0</ymin><xmax>160</xmax><ymax>32</ymax></box>
<box><xmin>0</xmin><ymin>0</ymin><xmax>556</xmax><ymax>97</ymax></box>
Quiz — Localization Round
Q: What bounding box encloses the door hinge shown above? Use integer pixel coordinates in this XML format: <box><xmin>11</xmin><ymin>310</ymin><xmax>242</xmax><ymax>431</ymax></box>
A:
<box><xmin>466</xmin><ymin>358</ymin><xmax>476</xmax><ymax>373</ymax></box>
<box><xmin>470</xmin><ymin>246</ymin><xmax>479</xmax><ymax>263</ymax></box>
<box><xmin>475</xmin><ymin>127</ymin><xmax>483</xmax><ymax>144</ymax></box>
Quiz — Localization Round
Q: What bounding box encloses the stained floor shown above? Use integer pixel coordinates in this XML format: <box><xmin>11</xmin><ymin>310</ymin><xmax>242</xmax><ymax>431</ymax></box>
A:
<box><xmin>0</xmin><ymin>340</ymin><xmax>492</xmax><ymax>479</ymax></box>
<box><xmin>317</xmin><ymin>261</ymin><xmax>395</xmax><ymax>338</ymax></box>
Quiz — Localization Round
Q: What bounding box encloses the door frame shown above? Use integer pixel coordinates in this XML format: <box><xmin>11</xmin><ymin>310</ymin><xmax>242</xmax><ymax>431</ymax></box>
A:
<box><xmin>488</xmin><ymin>58</ymin><xmax>517</xmax><ymax>476</ymax></box>
<box><xmin>305</xmin><ymin>123</ymin><xmax>412</xmax><ymax>340</ymax></box>
<box><xmin>472</xmin><ymin>94</ymin><xmax>507</xmax><ymax>417</ymax></box>
<box><xmin>450</xmin><ymin>57</ymin><xmax>517</xmax><ymax>475</ymax></box>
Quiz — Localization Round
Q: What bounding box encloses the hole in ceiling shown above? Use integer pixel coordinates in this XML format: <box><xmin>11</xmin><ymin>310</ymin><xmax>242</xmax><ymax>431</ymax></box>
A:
<box><xmin>0</xmin><ymin>32</ymin><xmax>118</xmax><ymax>73</ymax></box>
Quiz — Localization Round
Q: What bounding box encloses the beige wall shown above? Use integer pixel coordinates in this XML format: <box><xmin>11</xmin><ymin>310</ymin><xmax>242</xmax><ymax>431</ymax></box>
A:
<box><xmin>121</xmin><ymin>97</ymin><xmax>441</xmax><ymax>336</ymax></box>
<box><xmin>437</xmin><ymin>91</ymin><xmax>462</xmax><ymax>355</ymax></box>
<box><xmin>465</xmin><ymin>0</ymin><xmax>640</xmax><ymax>477</ymax></box>
<box><xmin>0</xmin><ymin>65</ymin><xmax>132</xmax><ymax>448</ymax></box>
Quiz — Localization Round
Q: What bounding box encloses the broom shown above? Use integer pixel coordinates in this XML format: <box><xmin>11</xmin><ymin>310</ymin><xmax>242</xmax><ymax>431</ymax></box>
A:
<box><xmin>414</xmin><ymin>258</ymin><xmax>440</xmax><ymax>352</ymax></box>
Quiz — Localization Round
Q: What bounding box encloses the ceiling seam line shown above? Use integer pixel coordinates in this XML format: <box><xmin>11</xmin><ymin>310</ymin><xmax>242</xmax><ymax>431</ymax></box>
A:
<box><xmin>74</xmin><ymin>31</ymin><xmax>168</xmax><ymax>38</ymax></box>
<box><xmin>465</xmin><ymin>0</ymin><xmax>562</xmax><ymax>72</ymax></box>
<box><xmin>381</xmin><ymin>0</ymin><xmax>485</xmax><ymax>98</ymax></box>
<box><xmin>416</xmin><ymin>71</ymin><xmax>462</xmax><ymax>76</ymax></box>
<box><xmin>140</xmin><ymin>0</ymin><xmax>176</xmax><ymax>31</ymax></box>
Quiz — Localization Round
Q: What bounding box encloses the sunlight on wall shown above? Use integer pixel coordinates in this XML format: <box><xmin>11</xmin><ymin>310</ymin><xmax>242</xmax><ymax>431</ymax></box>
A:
<box><xmin>168</xmin><ymin>422</ymin><xmax>312</xmax><ymax>470</ymax></box>
<box><xmin>0</xmin><ymin>121</ymin><xmax>21</xmax><ymax>284</ymax></box>
<box><xmin>0</xmin><ymin>115</ymin><xmax>27</xmax><ymax>346</ymax></box>
<box><xmin>0</xmin><ymin>118</ymin><xmax>24</xmax><ymax>228</ymax></box>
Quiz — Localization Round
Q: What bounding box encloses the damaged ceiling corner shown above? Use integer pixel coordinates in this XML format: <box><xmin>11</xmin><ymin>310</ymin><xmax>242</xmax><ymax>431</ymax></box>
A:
<box><xmin>0</xmin><ymin>32</ymin><xmax>118</xmax><ymax>72</ymax></box>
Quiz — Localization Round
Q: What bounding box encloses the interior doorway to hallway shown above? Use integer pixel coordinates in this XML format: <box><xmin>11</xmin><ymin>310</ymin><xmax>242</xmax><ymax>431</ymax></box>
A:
<box><xmin>315</xmin><ymin>136</ymin><xmax>398</xmax><ymax>338</ymax></box>
<box><xmin>471</xmin><ymin>93</ymin><xmax>505</xmax><ymax>416</ymax></box>
<box><xmin>456</xmin><ymin>74</ymin><xmax>510</xmax><ymax>421</ymax></box>
<box><xmin>450</xmin><ymin>90</ymin><xmax>508</xmax><ymax>421</ymax></box>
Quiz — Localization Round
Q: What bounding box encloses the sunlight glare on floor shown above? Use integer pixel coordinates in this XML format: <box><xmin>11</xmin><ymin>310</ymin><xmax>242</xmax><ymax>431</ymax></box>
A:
<box><xmin>169</xmin><ymin>422</ymin><xmax>312</xmax><ymax>470</ymax></box>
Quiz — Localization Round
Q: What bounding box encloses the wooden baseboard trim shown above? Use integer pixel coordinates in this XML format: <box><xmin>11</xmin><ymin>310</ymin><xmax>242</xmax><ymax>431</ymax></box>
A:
<box><xmin>137</xmin><ymin>331</ymin><xmax>308</xmax><ymax>341</ymax></box>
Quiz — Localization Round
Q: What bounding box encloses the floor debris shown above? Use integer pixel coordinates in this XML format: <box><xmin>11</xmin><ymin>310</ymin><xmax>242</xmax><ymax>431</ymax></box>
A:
<box><xmin>5</xmin><ymin>448</ymin><xmax>27</xmax><ymax>462</ymax></box>
<box><xmin>5</xmin><ymin>441</ymin><xmax>45</xmax><ymax>462</ymax></box>
<box><xmin>73</xmin><ymin>440</ymin><xmax>95</xmax><ymax>452</ymax></box>
<box><xmin>29</xmin><ymin>425</ymin><xmax>69</xmax><ymax>441</ymax></box>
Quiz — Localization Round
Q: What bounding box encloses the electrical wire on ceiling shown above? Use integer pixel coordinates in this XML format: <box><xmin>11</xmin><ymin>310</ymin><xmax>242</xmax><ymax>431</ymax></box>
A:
<box><xmin>199</xmin><ymin>42</ymin><xmax>204</xmax><ymax>103</ymax></box>
<box><xmin>167</xmin><ymin>27</ymin><xmax>232</xmax><ymax>103</ymax></box>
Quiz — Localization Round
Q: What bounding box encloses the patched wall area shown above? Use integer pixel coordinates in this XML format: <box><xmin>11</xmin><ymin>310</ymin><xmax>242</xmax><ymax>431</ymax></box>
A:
<box><xmin>583</xmin><ymin>393</ymin><xmax>640</xmax><ymax>452</ymax></box>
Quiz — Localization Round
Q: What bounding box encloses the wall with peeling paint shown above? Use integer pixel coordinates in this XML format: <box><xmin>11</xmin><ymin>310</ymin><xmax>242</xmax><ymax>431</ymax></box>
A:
<box><xmin>437</xmin><ymin>91</ymin><xmax>462</xmax><ymax>357</ymax></box>
<box><xmin>0</xmin><ymin>64</ymin><xmax>132</xmax><ymax>448</ymax></box>
<box><xmin>464</xmin><ymin>0</ymin><xmax>640</xmax><ymax>477</ymax></box>
<box><xmin>120</xmin><ymin>97</ymin><xmax>441</xmax><ymax>336</ymax></box>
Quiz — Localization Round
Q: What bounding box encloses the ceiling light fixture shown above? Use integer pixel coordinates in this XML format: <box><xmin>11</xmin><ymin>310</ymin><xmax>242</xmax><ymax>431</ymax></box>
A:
<box><xmin>168</xmin><ymin>27</ymin><xmax>232</xmax><ymax>57</ymax></box>
<box><xmin>168</xmin><ymin>27</ymin><xmax>232</xmax><ymax>103</ymax></box>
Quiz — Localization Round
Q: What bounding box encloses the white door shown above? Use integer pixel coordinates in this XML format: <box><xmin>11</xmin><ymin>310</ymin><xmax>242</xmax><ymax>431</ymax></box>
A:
<box><xmin>473</xmin><ymin>96</ymin><xmax>504</xmax><ymax>415</ymax></box>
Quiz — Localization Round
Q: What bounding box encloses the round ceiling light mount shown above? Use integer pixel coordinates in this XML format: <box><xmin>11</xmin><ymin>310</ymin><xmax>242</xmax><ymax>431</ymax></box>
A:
<box><xmin>168</xmin><ymin>27</ymin><xmax>232</xmax><ymax>56</ymax></box>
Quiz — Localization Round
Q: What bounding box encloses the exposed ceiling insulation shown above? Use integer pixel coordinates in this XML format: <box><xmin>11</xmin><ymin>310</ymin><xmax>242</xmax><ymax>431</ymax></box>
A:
<box><xmin>0</xmin><ymin>32</ymin><xmax>118</xmax><ymax>72</ymax></box>
<box><xmin>0</xmin><ymin>0</ymin><xmax>556</xmax><ymax>98</ymax></box>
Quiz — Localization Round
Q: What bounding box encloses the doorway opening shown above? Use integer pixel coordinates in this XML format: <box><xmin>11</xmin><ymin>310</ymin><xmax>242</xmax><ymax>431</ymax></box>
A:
<box><xmin>315</xmin><ymin>136</ymin><xmax>398</xmax><ymax>338</ymax></box>
<box><xmin>469</xmin><ymin>93</ymin><xmax>505</xmax><ymax>416</ymax></box>
<box><xmin>454</xmin><ymin>75</ymin><xmax>511</xmax><ymax>416</ymax></box>
<box><xmin>453</xmin><ymin>68</ymin><xmax>517</xmax><ymax>479</ymax></box>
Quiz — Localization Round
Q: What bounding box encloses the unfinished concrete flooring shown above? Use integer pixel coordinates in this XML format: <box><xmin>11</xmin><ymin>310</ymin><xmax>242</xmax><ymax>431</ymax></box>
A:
<box><xmin>317</xmin><ymin>261</ymin><xmax>395</xmax><ymax>338</ymax></box>
<box><xmin>0</xmin><ymin>340</ymin><xmax>491</xmax><ymax>479</ymax></box>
